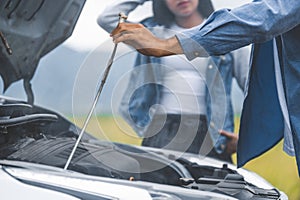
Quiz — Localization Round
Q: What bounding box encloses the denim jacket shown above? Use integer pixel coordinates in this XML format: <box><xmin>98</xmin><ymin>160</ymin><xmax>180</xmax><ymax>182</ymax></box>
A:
<box><xmin>98</xmin><ymin>0</ymin><xmax>249</xmax><ymax>153</ymax></box>
<box><xmin>175</xmin><ymin>0</ymin><xmax>300</xmax><ymax>173</ymax></box>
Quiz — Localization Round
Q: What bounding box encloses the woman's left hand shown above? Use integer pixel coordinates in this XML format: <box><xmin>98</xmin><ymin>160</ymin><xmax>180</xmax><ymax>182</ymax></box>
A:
<box><xmin>219</xmin><ymin>130</ymin><xmax>238</xmax><ymax>155</ymax></box>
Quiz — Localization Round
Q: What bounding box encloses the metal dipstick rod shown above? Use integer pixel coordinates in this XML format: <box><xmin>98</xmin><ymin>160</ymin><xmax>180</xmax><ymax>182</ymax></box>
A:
<box><xmin>64</xmin><ymin>12</ymin><xmax>128</xmax><ymax>170</ymax></box>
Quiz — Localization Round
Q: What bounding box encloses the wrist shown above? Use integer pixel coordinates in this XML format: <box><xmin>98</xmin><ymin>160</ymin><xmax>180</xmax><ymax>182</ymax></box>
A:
<box><xmin>157</xmin><ymin>36</ymin><xmax>183</xmax><ymax>57</ymax></box>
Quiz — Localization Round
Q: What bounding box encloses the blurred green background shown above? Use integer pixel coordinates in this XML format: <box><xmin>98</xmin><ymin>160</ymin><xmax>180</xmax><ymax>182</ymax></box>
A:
<box><xmin>72</xmin><ymin>115</ymin><xmax>300</xmax><ymax>200</ymax></box>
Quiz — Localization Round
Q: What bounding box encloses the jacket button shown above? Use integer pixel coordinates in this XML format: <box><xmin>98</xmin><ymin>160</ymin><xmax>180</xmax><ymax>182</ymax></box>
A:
<box><xmin>194</xmin><ymin>52</ymin><xmax>199</xmax><ymax>56</ymax></box>
<box><xmin>208</xmin><ymin>64</ymin><xmax>213</xmax><ymax>69</ymax></box>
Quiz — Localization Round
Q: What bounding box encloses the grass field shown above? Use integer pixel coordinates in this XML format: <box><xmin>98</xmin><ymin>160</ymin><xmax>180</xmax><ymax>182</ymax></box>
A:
<box><xmin>71</xmin><ymin>115</ymin><xmax>300</xmax><ymax>200</ymax></box>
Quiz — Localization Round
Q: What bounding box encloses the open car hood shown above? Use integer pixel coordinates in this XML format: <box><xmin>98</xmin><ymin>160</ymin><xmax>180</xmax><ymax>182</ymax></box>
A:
<box><xmin>0</xmin><ymin>0</ymin><xmax>86</xmax><ymax>103</ymax></box>
<box><xmin>0</xmin><ymin>95</ymin><xmax>288</xmax><ymax>199</ymax></box>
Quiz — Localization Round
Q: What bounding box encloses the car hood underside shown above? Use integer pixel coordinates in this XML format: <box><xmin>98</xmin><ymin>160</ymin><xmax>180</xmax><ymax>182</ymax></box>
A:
<box><xmin>0</xmin><ymin>0</ymin><xmax>85</xmax><ymax>104</ymax></box>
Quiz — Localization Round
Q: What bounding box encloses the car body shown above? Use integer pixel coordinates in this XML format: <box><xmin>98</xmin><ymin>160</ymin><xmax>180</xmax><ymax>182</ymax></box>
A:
<box><xmin>0</xmin><ymin>0</ymin><xmax>289</xmax><ymax>199</ymax></box>
<box><xmin>0</xmin><ymin>96</ymin><xmax>288</xmax><ymax>200</ymax></box>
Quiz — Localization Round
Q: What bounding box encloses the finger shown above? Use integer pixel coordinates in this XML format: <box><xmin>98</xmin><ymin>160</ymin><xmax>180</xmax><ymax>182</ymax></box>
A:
<box><xmin>219</xmin><ymin>130</ymin><xmax>236</xmax><ymax>139</ymax></box>
<box><xmin>110</xmin><ymin>23</ymin><xmax>126</xmax><ymax>36</ymax></box>
<box><xmin>112</xmin><ymin>31</ymin><xmax>132</xmax><ymax>44</ymax></box>
<box><xmin>111</xmin><ymin>23</ymin><xmax>144</xmax><ymax>36</ymax></box>
<box><xmin>110</xmin><ymin>24</ymin><xmax>122</xmax><ymax>36</ymax></box>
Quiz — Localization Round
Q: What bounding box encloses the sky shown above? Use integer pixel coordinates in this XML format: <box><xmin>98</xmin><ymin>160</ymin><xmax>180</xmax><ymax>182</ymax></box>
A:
<box><xmin>64</xmin><ymin>0</ymin><xmax>251</xmax><ymax>51</ymax></box>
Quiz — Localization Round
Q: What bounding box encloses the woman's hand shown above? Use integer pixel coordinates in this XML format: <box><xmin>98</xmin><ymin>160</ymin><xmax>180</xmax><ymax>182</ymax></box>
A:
<box><xmin>219</xmin><ymin>130</ymin><xmax>238</xmax><ymax>155</ymax></box>
<box><xmin>111</xmin><ymin>22</ymin><xmax>183</xmax><ymax>57</ymax></box>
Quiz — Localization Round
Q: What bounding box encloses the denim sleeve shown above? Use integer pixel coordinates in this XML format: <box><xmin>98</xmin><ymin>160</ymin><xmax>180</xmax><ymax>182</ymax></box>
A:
<box><xmin>177</xmin><ymin>0</ymin><xmax>300</xmax><ymax>60</ymax></box>
<box><xmin>97</xmin><ymin>0</ymin><xmax>150</xmax><ymax>33</ymax></box>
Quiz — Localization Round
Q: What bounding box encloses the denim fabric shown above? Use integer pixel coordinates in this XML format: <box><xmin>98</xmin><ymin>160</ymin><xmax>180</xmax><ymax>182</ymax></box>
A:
<box><xmin>238</xmin><ymin>40</ymin><xmax>284</xmax><ymax>168</ymax></box>
<box><xmin>98</xmin><ymin>0</ymin><xmax>249</xmax><ymax>155</ymax></box>
<box><xmin>118</xmin><ymin>18</ymin><xmax>248</xmax><ymax>154</ymax></box>
<box><xmin>175</xmin><ymin>0</ymin><xmax>300</xmax><ymax>174</ymax></box>
<box><xmin>177</xmin><ymin>0</ymin><xmax>300</xmax><ymax>60</ymax></box>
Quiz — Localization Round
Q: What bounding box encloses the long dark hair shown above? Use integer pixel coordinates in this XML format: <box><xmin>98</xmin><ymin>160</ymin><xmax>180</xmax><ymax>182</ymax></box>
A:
<box><xmin>152</xmin><ymin>0</ymin><xmax>214</xmax><ymax>27</ymax></box>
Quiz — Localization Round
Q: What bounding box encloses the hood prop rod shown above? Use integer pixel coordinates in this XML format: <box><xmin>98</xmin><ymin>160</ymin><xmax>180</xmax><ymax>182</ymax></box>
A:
<box><xmin>64</xmin><ymin>12</ymin><xmax>127</xmax><ymax>170</ymax></box>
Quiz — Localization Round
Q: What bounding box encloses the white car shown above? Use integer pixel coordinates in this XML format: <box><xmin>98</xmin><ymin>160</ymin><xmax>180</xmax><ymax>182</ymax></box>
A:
<box><xmin>0</xmin><ymin>0</ymin><xmax>288</xmax><ymax>199</ymax></box>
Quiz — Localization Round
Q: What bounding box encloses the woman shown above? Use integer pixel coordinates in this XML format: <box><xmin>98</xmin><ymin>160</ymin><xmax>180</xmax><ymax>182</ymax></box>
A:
<box><xmin>98</xmin><ymin>0</ymin><xmax>249</xmax><ymax>162</ymax></box>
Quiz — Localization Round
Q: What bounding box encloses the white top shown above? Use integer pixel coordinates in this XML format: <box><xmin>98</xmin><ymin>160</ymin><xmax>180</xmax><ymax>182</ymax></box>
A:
<box><xmin>160</xmin><ymin>23</ymin><xmax>208</xmax><ymax>115</ymax></box>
